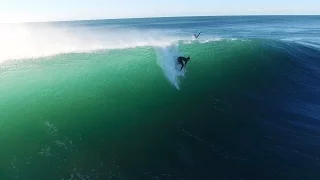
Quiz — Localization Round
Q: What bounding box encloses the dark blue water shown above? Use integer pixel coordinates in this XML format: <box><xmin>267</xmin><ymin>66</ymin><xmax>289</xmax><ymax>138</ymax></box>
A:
<box><xmin>55</xmin><ymin>16</ymin><xmax>320</xmax><ymax>38</ymax></box>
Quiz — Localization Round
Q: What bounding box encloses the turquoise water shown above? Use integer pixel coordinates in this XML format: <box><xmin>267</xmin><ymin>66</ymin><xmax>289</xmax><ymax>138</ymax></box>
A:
<box><xmin>1</xmin><ymin>16</ymin><xmax>320</xmax><ymax>179</ymax></box>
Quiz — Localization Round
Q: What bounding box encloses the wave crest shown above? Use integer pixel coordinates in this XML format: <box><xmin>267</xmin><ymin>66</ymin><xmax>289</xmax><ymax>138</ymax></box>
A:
<box><xmin>0</xmin><ymin>24</ymin><xmax>180</xmax><ymax>62</ymax></box>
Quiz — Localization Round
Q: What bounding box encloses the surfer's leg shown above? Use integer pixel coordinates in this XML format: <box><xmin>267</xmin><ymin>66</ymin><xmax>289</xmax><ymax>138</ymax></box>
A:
<box><xmin>181</xmin><ymin>63</ymin><xmax>184</xmax><ymax>70</ymax></box>
<box><xmin>177</xmin><ymin>59</ymin><xmax>183</xmax><ymax>70</ymax></box>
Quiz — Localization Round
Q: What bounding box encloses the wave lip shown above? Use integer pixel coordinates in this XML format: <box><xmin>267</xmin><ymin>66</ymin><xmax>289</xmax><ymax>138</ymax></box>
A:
<box><xmin>0</xmin><ymin>24</ymin><xmax>182</xmax><ymax>62</ymax></box>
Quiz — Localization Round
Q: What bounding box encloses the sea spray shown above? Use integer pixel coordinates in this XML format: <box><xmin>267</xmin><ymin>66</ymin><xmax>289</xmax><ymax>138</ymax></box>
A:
<box><xmin>155</xmin><ymin>43</ymin><xmax>186</xmax><ymax>90</ymax></box>
<box><xmin>0</xmin><ymin>24</ymin><xmax>179</xmax><ymax>62</ymax></box>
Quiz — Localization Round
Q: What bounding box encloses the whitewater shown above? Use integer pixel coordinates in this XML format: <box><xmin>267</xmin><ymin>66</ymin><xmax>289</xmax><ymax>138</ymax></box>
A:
<box><xmin>0</xmin><ymin>24</ymin><xmax>181</xmax><ymax>61</ymax></box>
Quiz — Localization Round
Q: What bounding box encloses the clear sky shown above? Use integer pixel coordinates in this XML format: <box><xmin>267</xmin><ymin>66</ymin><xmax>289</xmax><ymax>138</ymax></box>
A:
<box><xmin>1</xmin><ymin>0</ymin><xmax>319</xmax><ymax>23</ymax></box>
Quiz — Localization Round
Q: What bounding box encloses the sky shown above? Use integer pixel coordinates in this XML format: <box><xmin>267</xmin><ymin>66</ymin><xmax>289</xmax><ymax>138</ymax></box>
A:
<box><xmin>0</xmin><ymin>0</ymin><xmax>320</xmax><ymax>23</ymax></box>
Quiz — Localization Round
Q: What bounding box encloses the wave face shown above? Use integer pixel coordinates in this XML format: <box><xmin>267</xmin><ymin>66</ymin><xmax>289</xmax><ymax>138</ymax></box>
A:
<box><xmin>1</xmin><ymin>16</ymin><xmax>320</xmax><ymax>180</ymax></box>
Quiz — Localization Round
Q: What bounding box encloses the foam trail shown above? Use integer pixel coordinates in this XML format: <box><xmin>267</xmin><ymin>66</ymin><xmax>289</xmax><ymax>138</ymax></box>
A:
<box><xmin>155</xmin><ymin>43</ymin><xmax>186</xmax><ymax>90</ymax></box>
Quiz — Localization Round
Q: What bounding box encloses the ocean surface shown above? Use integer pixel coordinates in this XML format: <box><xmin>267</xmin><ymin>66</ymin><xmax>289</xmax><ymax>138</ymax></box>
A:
<box><xmin>1</xmin><ymin>16</ymin><xmax>320</xmax><ymax>180</ymax></box>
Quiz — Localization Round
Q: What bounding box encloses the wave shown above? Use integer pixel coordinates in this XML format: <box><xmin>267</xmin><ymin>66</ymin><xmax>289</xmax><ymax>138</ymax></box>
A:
<box><xmin>0</xmin><ymin>24</ymin><xmax>184</xmax><ymax>62</ymax></box>
<box><xmin>2</xmin><ymin>23</ymin><xmax>320</xmax><ymax>92</ymax></box>
<box><xmin>2</xmin><ymin>35</ymin><xmax>320</xmax><ymax>179</ymax></box>
<box><xmin>0</xmin><ymin>23</ymin><xmax>223</xmax><ymax>90</ymax></box>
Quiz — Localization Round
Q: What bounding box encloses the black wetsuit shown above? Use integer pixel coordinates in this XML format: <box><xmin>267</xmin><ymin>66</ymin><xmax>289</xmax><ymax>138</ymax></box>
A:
<box><xmin>194</xmin><ymin>32</ymin><xmax>201</xmax><ymax>39</ymax></box>
<box><xmin>177</xmin><ymin>56</ymin><xmax>190</xmax><ymax>70</ymax></box>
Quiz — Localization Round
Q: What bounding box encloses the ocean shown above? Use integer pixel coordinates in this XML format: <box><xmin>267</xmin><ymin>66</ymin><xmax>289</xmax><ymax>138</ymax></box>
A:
<box><xmin>1</xmin><ymin>16</ymin><xmax>320</xmax><ymax>180</ymax></box>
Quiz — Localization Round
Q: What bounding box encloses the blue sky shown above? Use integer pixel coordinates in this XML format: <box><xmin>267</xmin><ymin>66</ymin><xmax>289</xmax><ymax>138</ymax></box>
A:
<box><xmin>0</xmin><ymin>0</ymin><xmax>319</xmax><ymax>23</ymax></box>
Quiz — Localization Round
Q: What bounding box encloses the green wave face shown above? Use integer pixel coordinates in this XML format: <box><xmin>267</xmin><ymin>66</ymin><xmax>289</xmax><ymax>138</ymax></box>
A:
<box><xmin>1</xmin><ymin>39</ymin><xmax>320</xmax><ymax>180</ymax></box>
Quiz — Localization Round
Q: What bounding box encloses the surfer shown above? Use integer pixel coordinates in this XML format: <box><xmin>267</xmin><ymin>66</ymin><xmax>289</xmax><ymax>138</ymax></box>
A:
<box><xmin>177</xmin><ymin>56</ymin><xmax>190</xmax><ymax>70</ymax></box>
<box><xmin>193</xmin><ymin>32</ymin><xmax>201</xmax><ymax>39</ymax></box>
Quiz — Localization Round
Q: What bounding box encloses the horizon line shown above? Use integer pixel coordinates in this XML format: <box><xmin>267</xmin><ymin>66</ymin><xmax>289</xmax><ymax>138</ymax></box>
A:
<box><xmin>3</xmin><ymin>14</ymin><xmax>320</xmax><ymax>24</ymax></box>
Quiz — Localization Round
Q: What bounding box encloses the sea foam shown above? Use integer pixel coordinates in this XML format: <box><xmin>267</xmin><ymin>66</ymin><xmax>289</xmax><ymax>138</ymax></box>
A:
<box><xmin>0</xmin><ymin>23</ymin><xmax>181</xmax><ymax>62</ymax></box>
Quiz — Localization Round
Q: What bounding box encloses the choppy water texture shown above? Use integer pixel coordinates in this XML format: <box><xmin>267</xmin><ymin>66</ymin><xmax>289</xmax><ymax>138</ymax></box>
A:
<box><xmin>1</xmin><ymin>16</ymin><xmax>320</xmax><ymax>180</ymax></box>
